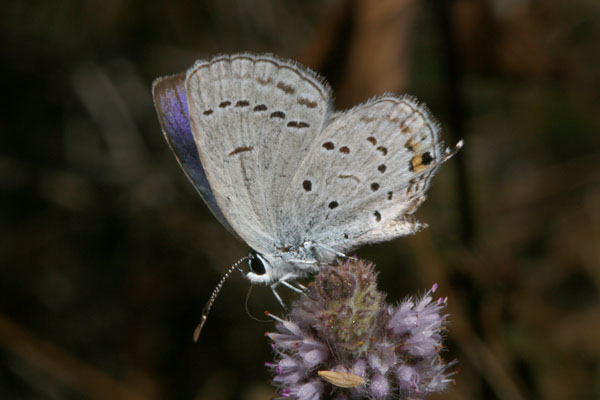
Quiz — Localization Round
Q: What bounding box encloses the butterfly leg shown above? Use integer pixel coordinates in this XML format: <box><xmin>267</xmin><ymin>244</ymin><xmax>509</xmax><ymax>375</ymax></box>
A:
<box><xmin>270</xmin><ymin>285</ymin><xmax>287</xmax><ymax>309</ymax></box>
<box><xmin>311</xmin><ymin>242</ymin><xmax>357</xmax><ymax>260</ymax></box>
<box><xmin>280</xmin><ymin>279</ymin><xmax>306</xmax><ymax>294</ymax></box>
<box><xmin>287</xmin><ymin>258</ymin><xmax>318</xmax><ymax>265</ymax></box>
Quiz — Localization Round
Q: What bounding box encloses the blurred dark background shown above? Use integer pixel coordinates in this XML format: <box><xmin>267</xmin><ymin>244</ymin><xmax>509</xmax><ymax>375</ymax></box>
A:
<box><xmin>1</xmin><ymin>0</ymin><xmax>599</xmax><ymax>399</ymax></box>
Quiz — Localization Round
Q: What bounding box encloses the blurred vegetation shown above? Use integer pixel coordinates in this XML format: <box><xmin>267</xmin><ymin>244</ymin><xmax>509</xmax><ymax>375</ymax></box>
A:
<box><xmin>1</xmin><ymin>0</ymin><xmax>599</xmax><ymax>399</ymax></box>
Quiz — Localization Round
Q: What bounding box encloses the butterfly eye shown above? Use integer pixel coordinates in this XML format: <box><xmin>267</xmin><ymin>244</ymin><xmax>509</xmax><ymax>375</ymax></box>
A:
<box><xmin>248</xmin><ymin>253</ymin><xmax>266</xmax><ymax>275</ymax></box>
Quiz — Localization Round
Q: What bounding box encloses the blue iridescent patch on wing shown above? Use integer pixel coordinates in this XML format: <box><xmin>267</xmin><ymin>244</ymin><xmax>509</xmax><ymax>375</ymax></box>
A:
<box><xmin>152</xmin><ymin>73</ymin><xmax>237</xmax><ymax>237</ymax></box>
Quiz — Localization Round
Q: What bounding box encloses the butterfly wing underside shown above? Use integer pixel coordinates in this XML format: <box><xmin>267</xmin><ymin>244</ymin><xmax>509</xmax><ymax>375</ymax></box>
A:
<box><xmin>152</xmin><ymin>73</ymin><xmax>238</xmax><ymax>237</ymax></box>
<box><xmin>185</xmin><ymin>54</ymin><xmax>332</xmax><ymax>254</ymax></box>
<box><xmin>279</xmin><ymin>95</ymin><xmax>446</xmax><ymax>253</ymax></box>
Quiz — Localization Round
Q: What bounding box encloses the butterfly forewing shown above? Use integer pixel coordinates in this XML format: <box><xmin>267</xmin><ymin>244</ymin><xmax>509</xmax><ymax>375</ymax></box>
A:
<box><xmin>185</xmin><ymin>54</ymin><xmax>332</xmax><ymax>254</ymax></box>
<box><xmin>152</xmin><ymin>73</ymin><xmax>238</xmax><ymax>237</ymax></box>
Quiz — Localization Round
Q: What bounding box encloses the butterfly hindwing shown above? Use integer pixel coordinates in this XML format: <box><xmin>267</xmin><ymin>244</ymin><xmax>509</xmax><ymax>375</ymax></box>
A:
<box><xmin>279</xmin><ymin>95</ymin><xmax>445</xmax><ymax>253</ymax></box>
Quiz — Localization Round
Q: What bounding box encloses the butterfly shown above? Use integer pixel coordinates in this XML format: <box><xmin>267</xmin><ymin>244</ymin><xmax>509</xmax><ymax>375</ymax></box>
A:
<box><xmin>153</xmin><ymin>53</ymin><xmax>461</xmax><ymax>290</ymax></box>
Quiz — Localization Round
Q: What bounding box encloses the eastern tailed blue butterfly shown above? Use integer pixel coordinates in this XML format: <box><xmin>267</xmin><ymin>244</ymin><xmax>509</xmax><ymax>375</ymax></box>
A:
<box><xmin>153</xmin><ymin>53</ymin><xmax>461</xmax><ymax>289</ymax></box>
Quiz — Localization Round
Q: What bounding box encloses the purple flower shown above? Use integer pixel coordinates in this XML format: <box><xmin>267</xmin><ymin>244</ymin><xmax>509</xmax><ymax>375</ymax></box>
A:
<box><xmin>266</xmin><ymin>258</ymin><xmax>456</xmax><ymax>399</ymax></box>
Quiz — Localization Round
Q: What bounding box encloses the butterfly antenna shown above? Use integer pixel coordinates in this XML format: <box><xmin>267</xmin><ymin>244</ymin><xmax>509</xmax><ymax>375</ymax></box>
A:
<box><xmin>193</xmin><ymin>256</ymin><xmax>248</xmax><ymax>342</ymax></box>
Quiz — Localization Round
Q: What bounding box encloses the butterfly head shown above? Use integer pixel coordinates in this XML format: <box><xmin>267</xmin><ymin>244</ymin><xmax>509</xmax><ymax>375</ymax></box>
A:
<box><xmin>245</xmin><ymin>250</ymin><xmax>306</xmax><ymax>285</ymax></box>
<box><xmin>245</xmin><ymin>251</ymin><xmax>276</xmax><ymax>284</ymax></box>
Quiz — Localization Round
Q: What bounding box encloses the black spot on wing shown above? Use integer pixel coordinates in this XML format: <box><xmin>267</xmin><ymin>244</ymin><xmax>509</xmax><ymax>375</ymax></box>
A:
<box><xmin>270</xmin><ymin>111</ymin><xmax>285</xmax><ymax>119</ymax></box>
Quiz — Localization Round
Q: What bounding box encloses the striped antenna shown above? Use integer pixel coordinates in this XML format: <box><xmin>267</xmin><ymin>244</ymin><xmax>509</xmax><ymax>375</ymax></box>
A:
<box><xmin>193</xmin><ymin>256</ymin><xmax>248</xmax><ymax>342</ymax></box>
